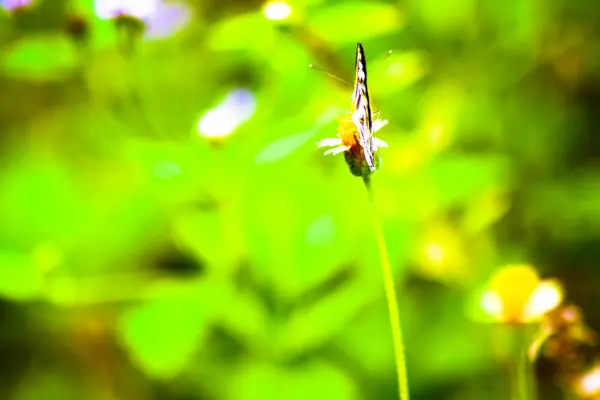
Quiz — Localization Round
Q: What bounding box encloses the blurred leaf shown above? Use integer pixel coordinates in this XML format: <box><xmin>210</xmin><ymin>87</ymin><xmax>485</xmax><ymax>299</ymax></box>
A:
<box><xmin>408</xmin><ymin>289</ymin><xmax>497</xmax><ymax>387</ymax></box>
<box><xmin>524</xmin><ymin>174</ymin><xmax>600</xmax><ymax>239</ymax></box>
<box><xmin>229</xmin><ymin>361</ymin><xmax>358</xmax><ymax>400</ymax></box>
<box><xmin>0</xmin><ymin>250</ymin><xmax>44</xmax><ymax>301</ymax></box>
<box><xmin>407</xmin><ymin>0</ymin><xmax>476</xmax><ymax>34</ymax></box>
<box><xmin>12</xmin><ymin>369</ymin><xmax>81</xmax><ymax>400</ymax></box>
<box><xmin>307</xmin><ymin>2</ymin><xmax>404</xmax><ymax>45</ymax></box>
<box><xmin>118</xmin><ymin>282</ymin><xmax>228</xmax><ymax>380</ymax></box>
<box><xmin>282</xmin><ymin>361</ymin><xmax>359</xmax><ymax>400</ymax></box>
<box><xmin>461</xmin><ymin>188</ymin><xmax>511</xmax><ymax>235</ymax></box>
<box><xmin>208</xmin><ymin>12</ymin><xmax>275</xmax><ymax>52</ymax></box>
<box><xmin>370</xmin><ymin>51</ymin><xmax>429</xmax><ymax>95</ymax></box>
<box><xmin>291</xmin><ymin>0</ymin><xmax>327</xmax><ymax>8</ymax></box>
<box><xmin>427</xmin><ymin>154</ymin><xmax>511</xmax><ymax>207</ymax></box>
<box><xmin>221</xmin><ymin>290</ymin><xmax>269</xmax><ymax>347</ymax></box>
<box><xmin>85</xmin><ymin>51</ymin><xmax>134</xmax><ymax>108</ymax></box>
<box><xmin>228</xmin><ymin>363</ymin><xmax>282</xmax><ymax>400</ymax></box>
<box><xmin>0</xmin><ymin>158</ymin><xmax>81</xmax><ymax>245</ymax></box>
<box><xmin>1</xmin><ymin>35</ymin><xmax>76</xmax><ymax>81</ymax></box>
<box><xmin>485</xmin><ymin>0</ymin><xmax>539</xmax><ymax>52</ymax></box>
<box><xmin>276</xmin><ymin>279</ymin><xmax>374</xmax><ymax>356</ymax></box>
<box><xmin>334</xmin><ymin>303</ymin><xmax>395</xmax><ymax>375</ymax></box>
<box><xmin>292</xmin><ymin>212</ymin><xmax>350</xmax><ymax>293</ymax></box>
<box><xmin>254</xmin><ymin>127</ymin><xmax>318</xmax><ymax>164</ymax></box>
<box><xmin>305</xmin><ymin>214</ymin><xmax>335</xmax><ymax>247</ymax></box>
<box><xmin>173</xmin><ymin>208</ymin><xmax>242</xmax><ymax>272</ymax></box>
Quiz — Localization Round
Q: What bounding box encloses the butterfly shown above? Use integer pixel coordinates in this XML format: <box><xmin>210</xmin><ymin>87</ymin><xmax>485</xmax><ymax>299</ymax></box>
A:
<box><xmin>352</xmin><ymin>43</ymin><xmax>376</xmax><ymax>170</ymax></box>
<box><xmin>317</xmin><ymin>43</ymin><xmax>388</xmax><ymax>177</ymax></box>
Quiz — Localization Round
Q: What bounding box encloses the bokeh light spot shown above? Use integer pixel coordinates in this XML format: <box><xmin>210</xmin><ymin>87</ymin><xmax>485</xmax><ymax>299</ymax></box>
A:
<box><xmin>480</xmin><ymin>290</ymin><xmax>503</xmax><ymax>320</ymax></box>
<box><xmin>580</xmin><ymin>366</ymin><xmax>600</xmax><ymax>395</ymax></box>
<box><xmin>424</xmin><ymin>242</ymin><xmax>445</xmax><ymax>264</ymax></box>
<box><xmin>524</xmin><ymin>280</ymin><xmax>563</xmax><ymax>320</ymax></box>
<box><xmin>263</xmin><ymin>1</ymin><xmax>292</xmax><ymax>21</ymax></box>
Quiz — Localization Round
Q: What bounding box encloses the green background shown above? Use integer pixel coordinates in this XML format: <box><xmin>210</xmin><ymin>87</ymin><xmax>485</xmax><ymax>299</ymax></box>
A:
<box><xmin>1</xmin><ymin>0</ymin><xmax>599</xmax><ymax>399</ymax></box>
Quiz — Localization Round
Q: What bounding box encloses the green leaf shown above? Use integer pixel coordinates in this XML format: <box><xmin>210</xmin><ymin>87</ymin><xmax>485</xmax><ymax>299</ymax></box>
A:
<box><xmin>11</xmin><ymin>369</ymin><xmax>82</xmax><ymax>400</ymax></box>
<box><xmin>117</xmin><ymin>283</ymin><xmax>227</xmax><ymax>380</ymax></box>
<box><xmin>0</xmin><ymin>250</ymin><xmax>45</xmax><ymax>301</ymax></box>
<box><xmin>229</xmin><ymin>361</ymin><xmax>358</xmax><ymax>400</ymax></box>
<box><xmin>228</xmin><ymin>363</ymin><xmax>282</xmax><ymax>399</ymax></box>
<box><xmin>254</xmin><ymin>127</ymin><xmax>319</xmax><ymax>164</ymax></box>
<box><xmin>207</xmin><ymin>12</ymin><xmax>275</xmax><ymax>52</ymax></box>
<box><xmin>333</xmin><ymin>303</ymin><xmax>395</xmax><ymax>375</ymax></box>
<box><xmin>307</xmin><ymin>2</ymin><xmax>404</xmax><ymax>44</ymax></box>
<box><xmin>427</xmin><ymin>154</ymin><xmax>511</xmax><ymax>207</ymax></box>
<box><xmin>0</xmin><ymin>159</ymin><xmax>81</xmax><ymax>245</ymax></box>
<box><xmin>524</xmin><ymin>174</ymin><xmax>600</xmax><ymax>238</ymax></box>
<box><xmin>276</xmin><ymin>279</ymin><xmax>376</xmax><ymax>356</ymax></box>
<box><xmin>305</xmin><ymin>214</ymin><xmax>335</xmax><ymax>247</ymax></box>
<box><xmin>407</xmin><ymin>0</ymin><xmax>476</xmax><ymax>34</ymax></box>
<box><xmin>407</xmin><ymin>289</ymin><xmax>497</xmax><ymax>387</ymax></box>
<box><xmin>369</xmin><ymin>51</ymin><xmax>429</xmax><ymax>95</ymax></box>
<box><xmin>1</xmin><ymin>35</ymin><xmax>76</xmax><ymax>81</ymax></box>
<box><xmin>282</xmin><ymin>361</ymin><xmax>359</xmax><ymax>400</ymax></box>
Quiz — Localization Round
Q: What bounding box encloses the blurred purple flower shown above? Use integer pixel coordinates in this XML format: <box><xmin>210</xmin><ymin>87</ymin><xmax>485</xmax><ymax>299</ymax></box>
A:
<box><xmin>1</xmin><ymin>0</ymin><xmax>33</xmax><ymax>11</ymax></box>
<box><xmin>144</xmin><ymin>1</ymin><xmax>191</xmax><ymax>39</ymax></box>
<box><xmin>197</xmin><ymin>88</ymin><xmax>257</xmax><ymax>139</ymax></box>
<box><xmin>94</xmin><ymin>0</ymin><xmax>158</xmax><ymax>20</ymax></box>
<box><xmin>94</xmin><ymin>0</ymin><xmax>191</xmax><ymax>39</ymax></box>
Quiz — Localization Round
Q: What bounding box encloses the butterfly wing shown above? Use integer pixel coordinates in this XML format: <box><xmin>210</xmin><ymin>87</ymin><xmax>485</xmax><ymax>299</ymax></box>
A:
<box><xmin>351</xmin><ymin>43</ymin><xmax>375</xmax><ymax>171</ymax></box>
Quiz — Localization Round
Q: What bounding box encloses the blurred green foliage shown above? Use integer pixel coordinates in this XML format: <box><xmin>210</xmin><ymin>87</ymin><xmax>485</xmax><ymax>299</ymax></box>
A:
<box><xmin>1</xmin><ymin>0</ymin><xmax>600</xmax><ymax>399</ymax></box>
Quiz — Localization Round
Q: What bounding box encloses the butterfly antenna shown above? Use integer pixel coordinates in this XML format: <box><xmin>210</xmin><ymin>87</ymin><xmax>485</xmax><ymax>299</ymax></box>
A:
<box><xmin>309</xmin><ymin>64</ymin><xmax>351</xmax><ymax>86</ymax></box>
<box><xmin>384</xmin><ymin>50</ymin><xmax>393</xmax><ymax>60</ymax></box>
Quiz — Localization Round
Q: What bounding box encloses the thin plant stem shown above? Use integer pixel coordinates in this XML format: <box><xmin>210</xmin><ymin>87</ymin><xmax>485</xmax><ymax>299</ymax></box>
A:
<box><xmin>363</xmin><ymin>175</ymin><xmax>410</xmax><ymax>400</ymax></box>
<box><xmin>511</xmin><ymin>326</ymin><xmax>536</xmax><ymax>400</ymax></box>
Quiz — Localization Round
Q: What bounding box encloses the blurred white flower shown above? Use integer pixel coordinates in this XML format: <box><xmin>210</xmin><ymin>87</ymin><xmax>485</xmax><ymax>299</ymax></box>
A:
<box><xmin>197</xmin><ymin>89</ymin><xmax>256</xmax><ymax>139</ymax></box>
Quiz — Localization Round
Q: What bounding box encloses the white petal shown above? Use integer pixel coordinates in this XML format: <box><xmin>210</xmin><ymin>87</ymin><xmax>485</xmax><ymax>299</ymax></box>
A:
<box><xmin>324</xmin><ymin>145</ymin><xmax>351</xmax><ymax>155</ymax></box>
<box><xmin>316</xmin><ymin>138</ymin><xmax>342</xmax><ymax>148</ymax></box>
<box><xmin>372</xmin><ymin>119</ymin><xmax>389</xmax><ymax>132</ymax></box>
<box><xmin>373</xmin><ymin>137</ymin><xmax>388</xmax><ymax>149</ymax></box>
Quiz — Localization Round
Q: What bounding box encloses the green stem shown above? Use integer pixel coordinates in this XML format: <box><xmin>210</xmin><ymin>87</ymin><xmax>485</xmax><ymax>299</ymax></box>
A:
<box><xmin>511</xmin><ymin>326</ymin><xmax>536</xmax><ymax>400</ymax></box>
<box><xmin>363</xmin><ymin>176</ymin><xmax>410</xmax><ymax>400</ymax></box>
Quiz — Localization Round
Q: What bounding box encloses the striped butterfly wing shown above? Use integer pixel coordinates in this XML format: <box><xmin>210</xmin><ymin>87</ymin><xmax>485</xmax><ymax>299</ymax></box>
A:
<box><xmin>351</xmin><ymin>43</ymin><xmax>375</xmax><ymax>171</ymax></box>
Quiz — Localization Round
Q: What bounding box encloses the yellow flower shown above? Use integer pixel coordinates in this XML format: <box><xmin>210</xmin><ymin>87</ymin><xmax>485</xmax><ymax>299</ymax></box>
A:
<box><xmin>479</xmin><ymin>264</ymin><xmax>563</xmax><ymax>324</ymax></box>
<box><xmin>316</xmin><ymin>111</ymin><xmax>388</xmax><ymax>177</ymax></box>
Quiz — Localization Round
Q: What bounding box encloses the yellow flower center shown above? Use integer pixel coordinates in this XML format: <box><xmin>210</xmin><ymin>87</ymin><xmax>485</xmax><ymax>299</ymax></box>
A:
<box><xmin>490</xmin><ymin>265</ymin><xmax>540</xmax><ymax>323</ymax></box>
<box><xmin>337</xmin><ymin>113</ymin><xmax>358</xmax><ymax>148</ymax></box>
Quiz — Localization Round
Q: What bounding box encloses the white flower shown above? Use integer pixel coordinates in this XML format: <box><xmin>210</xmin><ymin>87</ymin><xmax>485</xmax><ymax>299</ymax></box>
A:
<box><xmin>316</xmin><ymin>111</ymin><xmax>389</xmax><ymax>157</ymax></box>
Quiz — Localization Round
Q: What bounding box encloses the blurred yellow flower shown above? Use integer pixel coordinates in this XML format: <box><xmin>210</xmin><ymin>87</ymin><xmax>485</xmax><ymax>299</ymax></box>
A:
<box><xmin>480</xmin><ymin>264</ymin><xmax>563</xmax><ymax>324</ymax></box>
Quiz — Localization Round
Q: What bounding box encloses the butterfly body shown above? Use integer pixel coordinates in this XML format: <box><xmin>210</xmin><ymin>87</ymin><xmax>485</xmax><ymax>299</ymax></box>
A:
<box><xmin>351</xmin><ymin>43</ymin><xmax>376</xmax><ymax>171</ymax></box>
